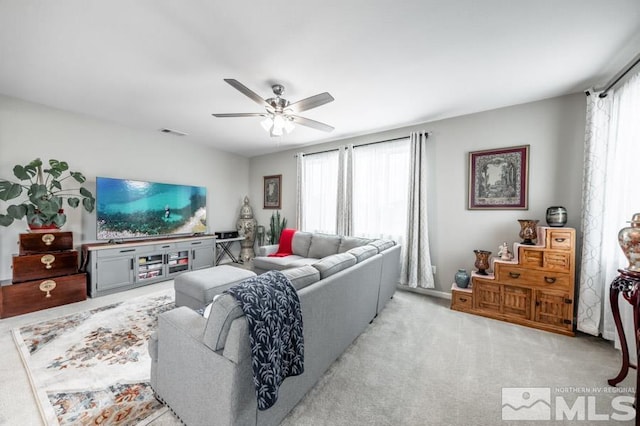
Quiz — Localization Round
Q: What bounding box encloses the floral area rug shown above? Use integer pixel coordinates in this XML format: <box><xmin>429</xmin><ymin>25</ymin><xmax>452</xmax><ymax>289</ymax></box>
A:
<box><xmin>12</xmin><ymin>289</ymin><xmax>175</xmax><ymax>426</ymax></box>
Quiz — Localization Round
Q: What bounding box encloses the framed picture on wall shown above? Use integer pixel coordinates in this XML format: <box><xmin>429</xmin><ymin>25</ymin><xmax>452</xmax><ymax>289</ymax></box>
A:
<box><xmin>263</xmin><ymin>174</ymin><xmax>282</xmax><ymax>209</ymax></box>
<box><xmin>468</xmin><ymin>145</ymin><xmax>529</xmax><ymax>209</ymax></box>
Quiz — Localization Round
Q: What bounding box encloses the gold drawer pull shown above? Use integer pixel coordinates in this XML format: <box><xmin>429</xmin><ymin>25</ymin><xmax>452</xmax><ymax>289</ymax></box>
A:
<box><xmin>39</xmin><ymin>280</ymin><xmax>56</xmax><ymax>297</ymax></box>
<box><xmin>544</xmin><ymin>276</ymin><xmax>556</xmax><ymax>283</ymax></box>
<box><xmin>42</xmin><ymin>233</ymin><xmax>55</xmax><ymax>246</ymax></box>
<box><xmin>554</xmin><ymin>238</ymin><xmax>566</xmax><ymax>243</ymax></box>
<box><xmin>41</xmin><ymin>254</ymin><xmax>56</xmax><ymax>269</ymax></box>
<box><xmin>509</xmin><ymin>272</ymin><xmax>521</xmax><ymax>278</ymax></box>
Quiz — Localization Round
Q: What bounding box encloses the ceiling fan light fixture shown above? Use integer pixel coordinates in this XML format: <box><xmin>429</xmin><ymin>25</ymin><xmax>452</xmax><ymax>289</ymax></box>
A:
<box><xmin>283</xmin><ymin>118</ymin><xmax>295</xmax><ymax>133</ymax></box>
<box><xmin>260</xmin><ymin>116</ymin><xmax>273</xmax><ymax>132</ymax></box>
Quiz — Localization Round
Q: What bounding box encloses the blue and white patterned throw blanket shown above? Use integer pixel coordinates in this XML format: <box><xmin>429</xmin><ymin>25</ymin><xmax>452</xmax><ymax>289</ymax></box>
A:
<box><xmin>226</xmin><ymin>270</ymin><xmax>304</xmax><ymax>410</ymax></box>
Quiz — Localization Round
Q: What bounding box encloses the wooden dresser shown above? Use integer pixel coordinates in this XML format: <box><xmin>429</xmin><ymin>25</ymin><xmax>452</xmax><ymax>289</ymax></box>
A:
<box><xmin>452</xmin><ymin>227</ymin><xmax>576</xmax><ymax>336</ymax></box>
<box><xmin>1</xmin><ymin>231</ymin><xmax>87</xmax><ymax>319</ymax></box>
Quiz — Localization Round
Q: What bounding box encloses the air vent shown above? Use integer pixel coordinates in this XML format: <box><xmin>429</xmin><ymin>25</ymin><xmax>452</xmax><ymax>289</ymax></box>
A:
<box><xmin>160</xmin><ymin>128</ymin><xmax>188</xmax><ymax>136</ymax></box>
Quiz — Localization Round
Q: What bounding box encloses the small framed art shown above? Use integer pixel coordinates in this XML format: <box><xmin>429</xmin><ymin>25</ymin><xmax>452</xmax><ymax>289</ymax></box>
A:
<box><xmin>263</xmin><ymin>174</ymin><xmax>282</xmax><ymax>209</ymax></box>
<box><xmin>468</xmin><ymin>145</ymin><xmax>529</xmax><ymax>210</ymax></box>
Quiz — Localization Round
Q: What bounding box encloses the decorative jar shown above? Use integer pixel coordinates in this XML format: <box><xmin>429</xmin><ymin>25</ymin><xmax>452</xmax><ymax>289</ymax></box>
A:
<box><xmin>473</xmin><ymin>250</ymin><xmax>491</xmax><ymax>275</ymax></box>
<box><xmin>454</xmin><ymin>269</ymin><xmax>470</xmax><ymax>288</ymax></box>
<box><xmin>236</xmin><ymin>196</ymin><xmax>257</xmax><ymax>262</ymax></box>
<box><xmin>618</xmin><ymin>213</ymin><xmax>640</xmax><ymax>273</ymax></box>
<box><xmin>546</xmin><ymin>206</ymin><xmax>567</xmax><ymax>227</ymax></box>
<box><xmin>518</xmin><ymin>219</ymin><xmax>539</xmax><ymax>245</ymax></box>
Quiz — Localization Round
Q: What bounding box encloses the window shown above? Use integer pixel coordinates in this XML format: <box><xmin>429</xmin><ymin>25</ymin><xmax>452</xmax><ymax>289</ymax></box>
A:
<box><xmin>300</xmin><ymin>139</ymin><xmax>411</xmax><ymax>242</ymax></box>
<box><xmin>301</xmin><ymin>150</ymin><xmax>339</xmax><ymax>234</ymax></box>
<box><xmin>352</xmin><ymin>140</ymin><xmax>410</xmax><ymax>241</ymax></box>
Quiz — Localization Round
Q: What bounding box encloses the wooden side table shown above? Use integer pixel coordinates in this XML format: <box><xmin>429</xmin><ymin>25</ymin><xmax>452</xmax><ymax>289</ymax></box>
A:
<box><xmin>608</xmin><ymin>269</ymin><xmax>640</xmax><ymax>426</ymax></box>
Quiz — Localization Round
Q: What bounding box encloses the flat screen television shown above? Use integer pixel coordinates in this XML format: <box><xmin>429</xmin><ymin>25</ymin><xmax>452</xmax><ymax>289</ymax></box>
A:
<box><xmin>96</xmin><ymin>177</ymin><xmax>207</xmax><ymax>240</ymax></box>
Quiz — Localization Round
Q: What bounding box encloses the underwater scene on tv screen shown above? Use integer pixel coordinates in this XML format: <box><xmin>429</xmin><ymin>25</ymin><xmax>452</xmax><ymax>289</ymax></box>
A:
<box><xmin>96</xmin><ymin>177</ymin><xmax>207</xmax><ymax>240</ymax></box>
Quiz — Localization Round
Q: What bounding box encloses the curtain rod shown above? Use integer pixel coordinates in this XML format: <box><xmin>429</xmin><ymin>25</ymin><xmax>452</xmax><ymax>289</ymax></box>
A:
<box><xmin>295</xmin><ymin>131</ymin><xmax>430</xmax><ymax>158</ymax></box>
<box><xmin>597</xmin><ymin>52</ymin><xmax>640</xmax><ymax>98</ymax></box>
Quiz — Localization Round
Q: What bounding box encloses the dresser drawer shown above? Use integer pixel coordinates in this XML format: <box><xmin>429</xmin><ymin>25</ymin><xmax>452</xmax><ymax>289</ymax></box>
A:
<box><xmin>451</xmin><ymin>288</ymin><xmax>473</xmax><ymax>312</ymax></box>
<box><xmin>520</xmin><ymin>248</ymin><xmax>543</xmax><ymax>268</ymax></box>
<box><xmin>12</xmin><ymin>250</ymin><xmax>79</xmax><ymax>283</ymax></box>
<box><xmin>544</xmin><ymin>251</ymin><xmax>571</xmax><ymax>272</ymax></box>
<box><xmin>19</xmin><ymin>231</ymin><xmax>73</xmax><ymax>255</ymax></box>
<box><xmin>547</xmin><ymin>230</ymin><xmax>573</xmax><ymax>250</ymax></box>
<box><xmin>1</xmin><ymin>273</ymin><xmax>87</xmax><ymax>318</ymax></box>
<box><xmin>498</xmin><ymin>265</ymin><xmax>571</xmax><ymax>289</ymax></box>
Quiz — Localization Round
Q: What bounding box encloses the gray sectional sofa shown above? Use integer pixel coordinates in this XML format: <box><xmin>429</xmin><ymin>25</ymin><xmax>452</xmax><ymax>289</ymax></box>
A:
<box><xmin>149</xmin><ymin>232</ymin><xmax>400</xmax><ymax>426</ymax></box>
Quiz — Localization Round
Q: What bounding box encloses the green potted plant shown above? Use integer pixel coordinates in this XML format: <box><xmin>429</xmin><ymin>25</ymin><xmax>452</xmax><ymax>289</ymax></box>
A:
<box><xmin>0</xmin><ymin>158</ymin><xmax>95</xmax><ymax>229</ymax></box>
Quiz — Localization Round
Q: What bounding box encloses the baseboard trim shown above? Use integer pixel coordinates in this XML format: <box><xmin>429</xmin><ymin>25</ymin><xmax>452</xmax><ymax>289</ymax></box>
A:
<box><xmin>397</xmin><ymin>285</ymin><xmax>452</xmax><ymax>300</ymax></box>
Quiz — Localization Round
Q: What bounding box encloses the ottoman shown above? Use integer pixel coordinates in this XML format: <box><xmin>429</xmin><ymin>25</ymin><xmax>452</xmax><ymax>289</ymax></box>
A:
<box><xmin>174</xmin><ymin>265</ymin><xmax>257</xmax><ymax>310</ymax></box>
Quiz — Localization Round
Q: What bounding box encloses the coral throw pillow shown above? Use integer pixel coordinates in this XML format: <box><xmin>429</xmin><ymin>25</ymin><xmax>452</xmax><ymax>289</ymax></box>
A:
<box><xmin>269</xmin><ymin>228</ymin><xmax>296</xmax><ymax>257</ymax></box>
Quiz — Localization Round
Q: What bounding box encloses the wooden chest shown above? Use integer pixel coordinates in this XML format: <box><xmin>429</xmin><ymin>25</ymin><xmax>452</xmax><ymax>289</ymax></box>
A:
<box><xmin>12</xmin><ymin>250</ymin><xmax>79</xmax><ymax>283</ymax></box>
<box><xmin>18</xmin><ymin>231</ymin><xmax>73</xmax><ymax>255</ymax></box>
<box><xmin>1</xmin><ymin>273</ymin><xmax>87</xmax><ymax>319</ymax></box>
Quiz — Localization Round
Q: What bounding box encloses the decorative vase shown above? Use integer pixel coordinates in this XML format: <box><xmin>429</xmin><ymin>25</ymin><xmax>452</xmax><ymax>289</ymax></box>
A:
<box><xmin>473</xmin><ymin>250</ymin><xmax>491</xmax><ymax>275</ymax></box>
<box><xmin>236</xmin><ymin>196</ymin><xmax>257</xmax><ymax>263</ymax></box>
<box><xmin>454</xmin><ymin>269</ymin><xmax>470</xmax><ymax>288</ymax></box>
<box><xmin>546</xmin><ymin>206</ymin><xmax>567</xmax><ymax>227</ymax></box>
<box><xmin>618</xmin><ymin>213</ymin><xmax>640</xmax><ymax>273</ymax></box>
<box><xmin>518</xmin><ymin>219</ymin><xmax>539</xmax><ymax>245</ymax></box>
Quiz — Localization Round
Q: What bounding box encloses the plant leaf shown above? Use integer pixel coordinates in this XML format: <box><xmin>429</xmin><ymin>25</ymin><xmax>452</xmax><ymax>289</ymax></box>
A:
<box><xmin>83</xmin><ymin>196</ymin><xmax>95</xmax><ymax>212</ymax></box>
<box><xmin>52</xmin><ymin>212</ymin><xmax>66</xmax><ymax>227</ymax></box>
<box><xmin>79</xmin><ymin>187</ymin><xmax>93</xmax><ymax>197</ymax></box>
<box><xmin>0</xmin><ymin>181</ymin><xmax>23</xmax><ymax>201</ymax></box>
<box><xmin>28</xmin><ymin>183</ymin><xmax>48</xmax><ymax>200</ymax></box>
<box><xmin>7</xmin><ymin>204</ymin><xmax>27</xmax><ymax>219</ymax></box>
<box><xmin>71</xmin><ymin>171</ymin><xmax>86</xmax><ymax>183</ymax></box>
<box><xmin>67</xmin><ymin>197</ymin><xmax>79</xmax><ymax>208</ymax></box>
<box><xmin>13</xmin><ymin>164</ymin><xmax>37</xmax><ymax>180</ymax></box>
<box><xmin>46</xmin><ymin>166</ymin><xmax>62</xmax><ymax>179</ymax></box>
<box><xmin>0</xmin><ymin>214</ymin><xmax>14</xmax><ymax>226</ymax></box>
<box><xmin>51</xmin><ymin>179</ymin><xmax>62</xmax><ymax>190</ymax></box>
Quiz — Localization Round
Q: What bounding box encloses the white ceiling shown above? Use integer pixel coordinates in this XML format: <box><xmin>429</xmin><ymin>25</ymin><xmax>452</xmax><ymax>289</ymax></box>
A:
<box><xmin>0</xmin><ymin>1</ymin><xmax>639</xmax><ymax>157</ymax></box>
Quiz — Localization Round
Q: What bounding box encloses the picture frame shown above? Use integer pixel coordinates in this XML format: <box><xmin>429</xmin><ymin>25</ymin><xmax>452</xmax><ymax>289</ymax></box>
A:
<box><xmin>263</xmin><ymin>174</ymin><xmax>282</xmax><ymax>209</ymax></box>
<box><xmin>468</xmin><ymin>145</ymin><xmax>529</xmax><ymax>210</ymax></box>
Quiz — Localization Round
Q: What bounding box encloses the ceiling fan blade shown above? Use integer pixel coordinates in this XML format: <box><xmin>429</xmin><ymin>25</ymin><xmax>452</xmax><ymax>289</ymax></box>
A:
<box><xmin>224</xmin><ymin>79</ymin><xmax>270</xmax><ymax>107</ymax></box>
<box><xmin>212</xmin><ymin>113</ymin><xmax>267</xmax><ymax>118</ymax></box>
<box><xmin>290</xmin><ymin>115</ymin><xmax>334</xmax><ymax>132</ymax></box>
<box><xmin>287</xmin><ymin>92</ymin><xmax>334</xmax><ymax>113</ymax></box>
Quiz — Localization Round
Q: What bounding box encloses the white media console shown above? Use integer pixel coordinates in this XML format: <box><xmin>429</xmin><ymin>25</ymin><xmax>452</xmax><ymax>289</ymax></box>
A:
<box><xmin>81</xmin><ymin>235</ymin><xmax>216</xmax><ymax>297</ymax></box>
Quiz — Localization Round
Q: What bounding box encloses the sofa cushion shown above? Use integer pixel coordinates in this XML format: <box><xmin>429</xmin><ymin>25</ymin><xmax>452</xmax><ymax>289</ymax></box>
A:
<box><xmin>312</xmin><ymin>253</ymin><xmax>357</xmax><ymax>279</ymax></box>
<box><xmin>338</xmin><ymin>236</ymin><xmax>372</xmax><ymax>253</ymax></box>
<box><xmin>308</xmin><ymin>233</ymin><xmax>342</xmax><ymax>259</ymax></box>
<box><xmin>281</xmin><ymin>265</ymin><xmax>321</xmax><ymax>291</ymax></box>
<box><xmin>291</xmin><ymin>231</ymin><xmax>313</xmax><ymax>257</ymax></box>
<box><xmin>202</xmin><ymin>293</ymin><xmax>244</xmax><ymax>351</ymax></box>
<box><xmin>347</xmin><ymin>245</ymin><xmax>378</xmax><ymax>262</ymax></box>
<box><xmin>253</xmin><ymin>254</ymin><xmax>309</xmax><ymax>271</ymax></box>
<box><xmin>369</xmin><ymin>239</ymin><xmax>396</xmax><ymax>253</ymax></box>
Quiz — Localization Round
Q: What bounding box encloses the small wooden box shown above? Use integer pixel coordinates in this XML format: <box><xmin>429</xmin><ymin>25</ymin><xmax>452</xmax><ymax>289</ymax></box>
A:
<box><xmin>451</xmin><ymin>284</ymin><xmax>473</xmax><ymax>312</ymax></box>
<box><xmin>1</xmin><ymin>273</ymin><xmax>87</xmax><ymax>318</ymax></box>
<box><xmin>19</xmin><ymin>231</ymin><xmax>74</xmax><ymax>255</ymax></box>
<box><xmin>12</xmin><ymin>250</ymin><xmax>79</xmax><ymax>283</ymax></box>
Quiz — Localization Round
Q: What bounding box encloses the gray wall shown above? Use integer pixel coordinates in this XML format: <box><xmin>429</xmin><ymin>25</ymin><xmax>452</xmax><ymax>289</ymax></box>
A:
<box><xmin>249</xmin><ymin>93</ymin><xmax>586</xmax><ymax>294</ymax></box>
<box><xmin>0</xmin><ymin>95</ymin><xmax>250</xmax><ymax>281</ymax></box>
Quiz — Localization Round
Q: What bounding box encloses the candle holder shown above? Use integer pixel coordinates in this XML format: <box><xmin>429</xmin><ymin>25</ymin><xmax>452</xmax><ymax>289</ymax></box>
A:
<box><xmin>518</xmin><ymin>219</ymin><xmax>539</xmax><ymax>245</ymax></box>
<box><xmin>474</xmin><ymin>250</ymin><xmax>491</xmax><ymax>275</ymax></box>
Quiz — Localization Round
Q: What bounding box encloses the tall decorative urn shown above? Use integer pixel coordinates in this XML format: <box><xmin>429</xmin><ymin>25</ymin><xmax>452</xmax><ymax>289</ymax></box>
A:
<box><xmin>618</xmin><ymin>213</ymin><xmax>640</xmax><ymax>273</ymax></box>
<box><xmin>236</xmin><ymin>196</ymin><xmax>257</xmax><ymax>263</ymax></box>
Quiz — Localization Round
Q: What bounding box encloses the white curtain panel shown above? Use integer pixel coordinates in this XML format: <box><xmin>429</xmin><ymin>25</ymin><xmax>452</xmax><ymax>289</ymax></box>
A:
<box><xmin>301</xmin><ymin>150</ymin><xmax>339</xmax><ymax>234</ymax></box>
<box><xmin>578</xmin><ymin>72</ymin><xmax>640</xmax><ymax>349</ymax></box>
<box><xmin>296</xmin><ymin>152</ymin><xmax>304</xmax><ymax>230</ymax></box>
<box><xmin>399</xmin><ymin>131</ymin><xmax>434</xmax><ymax>289</ymax></box>
<box><xmin>352</xmin><ymin>139</ymin><xmax>410</xmax><ymax>242</ymax></box>
<box><xmin>336</xmin><ymin>145</ymin><xmax>354</xmax><ymax>236</ymax></box>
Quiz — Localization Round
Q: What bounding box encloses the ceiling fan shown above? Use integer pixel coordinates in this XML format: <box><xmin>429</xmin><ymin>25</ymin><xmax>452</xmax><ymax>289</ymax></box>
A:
<box><xmin>212</xmin><ymin>79</ymin><xmax>335</xmax><ymax>137</ymax></box>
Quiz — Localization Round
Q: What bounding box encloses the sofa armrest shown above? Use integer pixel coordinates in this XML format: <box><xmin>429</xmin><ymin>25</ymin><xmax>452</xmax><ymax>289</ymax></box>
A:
<box><xmin>257</xmin><ymin>244</ymin><xmax>279</xmax><ymax>256</ymax></box>
<box><xmin>153</xmin><ymin>307</ymin><xmax>257</xmax><ymax>426</ymax></box>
